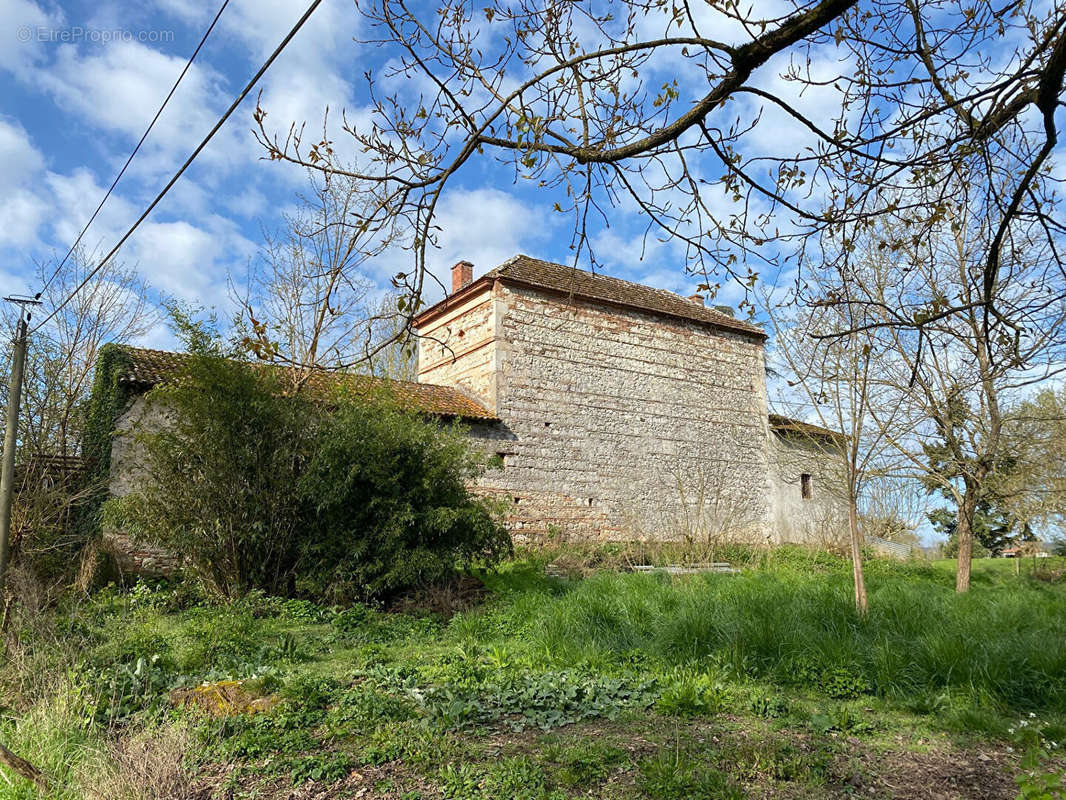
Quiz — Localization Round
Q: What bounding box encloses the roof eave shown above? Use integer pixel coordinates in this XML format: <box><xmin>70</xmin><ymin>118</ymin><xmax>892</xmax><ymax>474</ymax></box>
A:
<box><xmin>412</xmin><ymin>274</ymin><xmax>497</xmax><ymax>328</ymax></box>
<box><xmin>413</xmin><ymin>272</ymin><xmax>765</xmax><ymax>340</ymax></box>
<box><xmin>495</xmin><ymin>275</ymin><xmax>767</xmax><ymax>340</ymax></box>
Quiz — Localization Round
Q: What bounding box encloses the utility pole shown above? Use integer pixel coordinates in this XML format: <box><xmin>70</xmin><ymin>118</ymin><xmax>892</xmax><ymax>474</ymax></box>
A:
<box><xmin>0</xmin><ymin>297</ymin><xmax>40</xmax><ymax>599</ymax></box>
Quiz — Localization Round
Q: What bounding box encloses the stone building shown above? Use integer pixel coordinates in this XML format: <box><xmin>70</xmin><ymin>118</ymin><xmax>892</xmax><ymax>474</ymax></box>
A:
<box><xmin>414</xmin><ymin>255</ymin><xmax>846</xmax><ymax>544</ymax></box>
<box><xmin>104</xmin><ymin>255</ymin><xmax>846</xmax><ymax>556</ymax></box>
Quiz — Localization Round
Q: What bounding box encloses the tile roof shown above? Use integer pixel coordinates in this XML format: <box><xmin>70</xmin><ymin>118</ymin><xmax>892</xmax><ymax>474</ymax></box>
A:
<box><xmin>769</xmin><ymin>413</ymin><xmax>845</xmax><ymax>442</ymax></box>
<box><xmin>114</xmin><ymin>346</ymin><xmax>498</xmax><ymax>421</ymax></box>
<box><xmin>418</xmin><ymin>254</ymin><xmax>765</xmax><ymax>338</ymax></box>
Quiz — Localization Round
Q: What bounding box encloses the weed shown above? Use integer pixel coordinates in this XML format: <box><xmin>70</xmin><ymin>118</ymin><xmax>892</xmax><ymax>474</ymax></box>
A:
<box><xmin>324</xmin><ymin>685</ymin><xmax>419</xmax><ymax>734</ymax></box>
<box><xmin>809</xmin><ymin>703</ymin><xmax>877</xmax><ymax>735</ymax></box>
<box><xmin>638</xmin><ymin>748</ymin><xmax>745</xmax><ymax>800</ymax></box>
<box><xmin>724</xmin><ymin>736</ymin><xmax>831</xmax><ymax>782</ymax></box>
<box><xmin>656</xmin><ymin>669</ymin><xmax>731</xmax><ymax>717</ymax></box>
<box><xmin>283</xmin><ymin>751</ymin><xmax>356</xmax><ymax>784</ymax></box>
<box><xmin>438</xmin><ymin>762</ymin><xmax>482</xmax><ymax>798</ymax></box>
<box><xmin>426</xmin><ymin>670</ymin><xmax>658</xmax><ymax>731</ymax></box>
<box><xmin>544</xmin><ymin>738</ymin><xmax>629</xmax><ymax>787</ymax></box>
<box><xmin>749</xmin><ymin>691</ymin><xmax>790</xmax><ymax>719</ymax></box>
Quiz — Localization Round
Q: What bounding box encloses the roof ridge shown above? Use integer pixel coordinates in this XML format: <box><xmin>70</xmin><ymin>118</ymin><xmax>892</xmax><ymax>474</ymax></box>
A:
<box><xmin>485</xmin><ymin>254</ymin><xmax>763</xmax><ymax>337</ymax></box>
<box><xmin>116</xmin><ymin>345</ymin><xmax>447</xmax><ymax>391</ymax></box>
<box><xmin>112</xmin><ymin>345</ymin><xmax>497</xmax><ymax>420</ymax></box>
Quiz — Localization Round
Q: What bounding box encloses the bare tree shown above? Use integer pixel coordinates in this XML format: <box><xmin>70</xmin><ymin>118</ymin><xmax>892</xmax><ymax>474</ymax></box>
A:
<box><xmin>365</xmin><ymin>293</ymin><xmax>418</xmax><ymax>381</ymax></box>
<box><xmin>0</xmin><ymin>250</ymin><xmax>156</xmax><ymax>584</ymax></box>
<box><xmin>254</xmin><ymin>0</ymin><xmax>1066</xmax><ymax>350</ymax></box>
<box><xmin>766</xmin><ymin>274</ymin><xmax>905</xmax><ymax>613</ymax></box>
<box><xmin>232</xmin><ymin>172</ymin><xmax>404</xmax><ymax>388</ymax></box>
<box><xmin>2</xmin><ymin>249</ymin><xmax>157</xmax><ymax>458</ymax></box>
<box><xmin>997</xmin><ymin>386</ymin><xmax>1066</xmax><ymax>537</ymax></box>
<box><xmin>829</xmin><ymin>194</ymin><xmax>1066</xmax><ymax>592</ymax></box>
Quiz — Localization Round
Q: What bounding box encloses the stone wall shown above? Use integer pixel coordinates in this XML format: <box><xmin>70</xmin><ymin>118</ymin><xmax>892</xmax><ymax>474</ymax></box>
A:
<box><xmin>104</xmin><ymin>393</ymin><xmax>180</xmax><ymax>574</ymax></box>
<box><xmin>417</xmin><ymin>292</ymin><xmax>500</xmax><ymax>413</ymax></box>
<box><xmin>768</xmin><ymin>432</ymin><xmax>850</xmax><ymax>546</ymax></box>
<box><xmin>468</xmin><ymin>282</ymin><xmax>775</xmax><ymax>542</ymax></box>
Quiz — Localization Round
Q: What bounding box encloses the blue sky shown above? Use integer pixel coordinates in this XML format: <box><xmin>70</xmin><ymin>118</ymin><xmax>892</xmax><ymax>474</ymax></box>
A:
<box><xmin>0</xmin><ymin>0</ymin><xmax>746</xmax><ymax>352</ymax></box>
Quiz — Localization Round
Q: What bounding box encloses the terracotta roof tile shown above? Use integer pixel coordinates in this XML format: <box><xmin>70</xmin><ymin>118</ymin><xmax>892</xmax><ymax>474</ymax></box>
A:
<box><xmin>769</xmin><ymin>413</ymin><xmax>845</xmax><ymax>442</ymax></box>
<box><xmin>114</xmin><ymin>346</ymin><xmax>497</xmax><ymax>421</ymax></box>
<box><xmin>421</xmin><ymin>254</ymin><xmax>764</xmax><ymax>337</ymax></box>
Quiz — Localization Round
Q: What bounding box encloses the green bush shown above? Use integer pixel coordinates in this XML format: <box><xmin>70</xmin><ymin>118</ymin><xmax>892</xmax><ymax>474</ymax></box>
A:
<box><xmin>102</xmin><ymin>350</ymin><xmax>311</xmax><ymax>598</ymax></box>
<box><xmin>102</xmin><ymin>342</ymin><xmax>509</xmax><ymax>602</ymax></box>
<box><xmin>296</xmin><ymin>394</ymin><xmax>511</xmax><ymax>602</ymax></box>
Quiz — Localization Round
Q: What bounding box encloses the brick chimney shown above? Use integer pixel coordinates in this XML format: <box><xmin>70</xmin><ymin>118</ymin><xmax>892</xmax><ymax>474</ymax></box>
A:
<box><xmin>687</xmin><ymin>293</ymin><xmax>705</xmax><ymax>305</ymax></box>
<box><xmin>451</xmin><ymin>261</ymin><xmax>474</xmax><ymax>294</ymax></box>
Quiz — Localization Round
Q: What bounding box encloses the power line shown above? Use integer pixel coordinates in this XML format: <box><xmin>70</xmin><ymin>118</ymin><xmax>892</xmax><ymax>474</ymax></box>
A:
<box><xmin>32</xmin><ymin>0</ymin><xmax>325</xmax><ymax>334</ymax></box>
<box><xmin>36</xmin><ymin>0</ymin><xmax>232</xmax><ymax>299</ymax></box>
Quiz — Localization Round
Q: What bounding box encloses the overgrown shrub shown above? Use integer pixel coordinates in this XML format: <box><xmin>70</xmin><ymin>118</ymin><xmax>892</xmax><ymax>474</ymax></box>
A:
<box><xmin>102</xmin><ymin>344</ymin><xmax>509</xmax><ymax>601</ymax></box>
<box><xmin>102</xmin><ymin>350</ymin><xmax>311</xmax><ymax>598</ymax></box>
<box><xmin>297</xmin><ymin>394</ymin><xmax>511</xmax><ymax>602</ymax></box>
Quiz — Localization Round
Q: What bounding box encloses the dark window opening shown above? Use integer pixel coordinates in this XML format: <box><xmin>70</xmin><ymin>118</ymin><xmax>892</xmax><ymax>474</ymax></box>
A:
<box><xmin>513</xmin><ymin>496</ymin><xmax>521</xmax><ymax>504</ymax></box>
<box><xmin>495</xmin><ymin>451</ymin><xmax>508</xmax><ymax>467</ymax></box>
<box><xmin>587</xmin><ymin>498</ymin><xmax>594</xmax><ymax>506</ymax></box>
<box><xmin>801</xmin><ymin>474</ymin><xmax>813</xmax><ymax>500</ymax></box>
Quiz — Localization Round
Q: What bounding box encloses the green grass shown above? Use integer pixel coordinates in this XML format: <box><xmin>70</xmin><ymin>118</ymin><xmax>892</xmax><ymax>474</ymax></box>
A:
<box><xmin>2</xmin><ymin>549</ymin><xmax>1066</xmax><ymax>798</ymax></box>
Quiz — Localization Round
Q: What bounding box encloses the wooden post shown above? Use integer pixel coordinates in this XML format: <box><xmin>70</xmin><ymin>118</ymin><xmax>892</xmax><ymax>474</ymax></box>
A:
<box><xmin>0</xmin><ymin>315</ymin><xmax>29</xmax><ymax>599</ymax></box>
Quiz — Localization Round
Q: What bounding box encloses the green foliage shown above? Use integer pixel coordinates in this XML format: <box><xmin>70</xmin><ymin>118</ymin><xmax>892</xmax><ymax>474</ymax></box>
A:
<box><xmin>424</xmin><ymin>669</ymin><xmax>658</xmax><ymax>731</ymax></box>
<box><xmin>102</xmin><ymin>330</ymin><xmax>509</xmax><ymax>601</ymax></box>
<box><xmin>297</xmin><ymin>394</ymin><xmax>511</xmax><ymax>602</ymax></box>
<box><xmin>809</xmin><ymin>703</ymin><xmax>876</xmax><ymax>735</ymax></box>
<box><xmin>638</xmin><ymin>749</ymin><xmax>745</xmax><ymax>800</ymax></box>
<box><xmin>921</xmin><ymin>390</ymin><xmax>1032</xmax><ymax>556</ymax></box>
<box><xmin>530</xmin><ymin>567</ymin><xmax>1066</xmax><ymax>712</ymax></box>
<box><xmin>655</xmin><ymin>668</ymin><xmax>731</xmax><ymax>716</ymax></box>
<box><xmin>1013</xmin><ymin>714</ymin><xmax>1065</xmax><ymax>800</ymax></box>
<box><xmin>10</xmin><ymin>554</ymin><xmax>1066</xmax><ymax>798</ymax></box>
<box><xmin>102</xmin><ymin>346</ymin><xmax>311</xmax><ymax>598</ymax></box>
<box><xmin>541</xmin><ymin>738</ymin><xmax>628</xmax><ymax>787</ymax></box>
<box><xmin>437</xmin><ymin>757</ymin><xmax>565</xmax><ymax>800</ymax></box>
<box><xmin>74</xmin><ymin>343</ymin><xmax>136</xmax><ymax>546</ymax></box>
<box><xmin>749</xmin><ymin>691</ymin><xmax>790</xmax><ymax>719</ymax></box>
<box><xmin>929</xmin><ymin>504</ymin><xmax>1011</xmax><ymax>557</ymax></box>
<box><xmin>723</xmin><ymin>736</ymin><xmax>832</xmax><ymax>782</ymax></box>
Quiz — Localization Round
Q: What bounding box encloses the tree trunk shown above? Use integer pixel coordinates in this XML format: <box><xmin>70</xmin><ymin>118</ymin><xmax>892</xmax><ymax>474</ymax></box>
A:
<box><xmin>848</xmin><ymin>493</ymin><xmax>868</xmax><ymax>615</ymax></box>
<box><xmin>955</xmin><ymin>491</ymin><xmax>977</xmax><ymax>593</ymax></box>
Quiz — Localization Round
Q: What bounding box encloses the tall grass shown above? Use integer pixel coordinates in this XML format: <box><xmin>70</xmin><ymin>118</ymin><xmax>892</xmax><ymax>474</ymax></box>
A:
<box><xmin>523</xmin><ymin>560</ymin><xmax>1066</xmax><ymax>712</ymax></box>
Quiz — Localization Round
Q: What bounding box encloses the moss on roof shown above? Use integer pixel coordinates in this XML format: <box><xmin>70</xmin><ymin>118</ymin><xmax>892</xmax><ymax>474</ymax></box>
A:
<box><xmin>115</xmin><ymin>346</ymin><xmax>498</xmax><ymax>422</ymax></box>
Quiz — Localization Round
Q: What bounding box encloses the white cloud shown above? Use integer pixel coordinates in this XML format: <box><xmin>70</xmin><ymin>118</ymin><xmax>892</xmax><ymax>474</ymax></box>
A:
<box><xmin>33</xmin><ymin>39</ymin><xmax>229</xmax><ymax>163</ymax></box>
<box><xmin>0</xmin><ymin>118</ymin><xmax>48</xmax><ymax>247</ymax></box>
<box><xmin>0</xmin><ymin>0</ymin><xmax>64</xmax><ymax>79</ymax></box>
<box><xmin>403</xmin><ymin>186</ymin><xmax>558</xmax><ymax>303</ymax></box>
<box><xmin>126</xmin><ymin>218</ymin><xmax>243</xmax><ymax>302</ymax></box>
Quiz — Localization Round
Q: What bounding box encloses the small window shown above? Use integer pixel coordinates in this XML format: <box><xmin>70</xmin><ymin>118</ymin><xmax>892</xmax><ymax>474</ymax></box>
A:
<box><xmin>801</xmin><ymin>474</ymin><xmax>813</xmax><ymax>500</ymax></box>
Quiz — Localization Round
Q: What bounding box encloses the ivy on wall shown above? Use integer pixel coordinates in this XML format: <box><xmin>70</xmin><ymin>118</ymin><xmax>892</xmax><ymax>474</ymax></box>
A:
<box><xmin>76</xmin><ymin>344</ymin><xmax>137</xmax><ymax>542</ymax></box>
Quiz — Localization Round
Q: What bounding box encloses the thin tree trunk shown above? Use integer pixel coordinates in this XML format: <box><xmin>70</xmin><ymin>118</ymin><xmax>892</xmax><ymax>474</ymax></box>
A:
<box><xmin>955</xmin><ymin>491</ymin><xmax>977</xmax><ymax>593</ymax></box>
<box><xmin>848</xmin><ymin>493</ymin><xmax>868</xmax><ymax>615</ymax></box>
